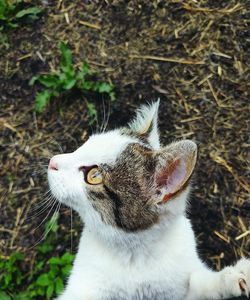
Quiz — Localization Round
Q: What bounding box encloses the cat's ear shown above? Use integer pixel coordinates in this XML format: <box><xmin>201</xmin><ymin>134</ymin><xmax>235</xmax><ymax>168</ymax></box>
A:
<box><xmin>129</xmin><ymin>100</ymin><xmax>160</xmax><ymax>149</ymax></box>
<box><xmin>153</xmin><ymin>140</ymin><xmax>197</xmax><ymax>204</ymax></box>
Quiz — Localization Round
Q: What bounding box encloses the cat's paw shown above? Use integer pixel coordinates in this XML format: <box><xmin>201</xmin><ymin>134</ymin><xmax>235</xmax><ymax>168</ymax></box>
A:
<box><xmin>220</xmin><ymin>258</ymin><xmax>250</xmax><ymax>298</ymax></box>
<box><xmin>234</xmin><ymin>258</ymin><xmax>250</xmax><ymax>297</ymax></box>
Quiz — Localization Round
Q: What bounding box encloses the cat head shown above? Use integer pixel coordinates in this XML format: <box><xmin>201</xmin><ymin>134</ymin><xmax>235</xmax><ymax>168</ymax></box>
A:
<box><xmin>48</xmin><ymin>101</ymin><xmax>197</xmax><ymax>233</ymax></box>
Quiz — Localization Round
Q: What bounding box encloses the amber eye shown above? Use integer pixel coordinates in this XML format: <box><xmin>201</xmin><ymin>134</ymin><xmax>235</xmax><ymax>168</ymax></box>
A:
<box><xmin>84</xmin><ymin>166</ymin><xmax>103</xmax><ymax>185</ymax></box>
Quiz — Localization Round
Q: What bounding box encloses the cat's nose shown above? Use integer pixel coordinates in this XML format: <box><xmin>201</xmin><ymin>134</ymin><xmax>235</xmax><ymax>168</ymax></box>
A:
<box><xmin>48</xmin><ymin>157</ymin><xmax>58</xmax><ymax>171</ymax></box>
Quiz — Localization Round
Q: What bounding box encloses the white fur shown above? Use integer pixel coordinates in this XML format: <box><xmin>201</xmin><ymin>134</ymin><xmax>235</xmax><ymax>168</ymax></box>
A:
<box><xmin>48</xmin><ymin>130</ymin><xmax>137</xmax><ymax>215</ymax></box>
<box><xmin>129</xmin><ymin>100</ymin><xmax>160</xmax><ymax>149</ymax></box>
<box><xmin>47</xmin><ymin>102</ymin><xmax>250</xmax><ymax>300</ymax></box>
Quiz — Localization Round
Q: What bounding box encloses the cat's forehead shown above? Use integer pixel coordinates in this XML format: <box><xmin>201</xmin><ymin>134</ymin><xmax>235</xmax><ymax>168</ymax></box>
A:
<box><xmin>74</xmin><ymin>130</ymin><xmax>138</xmax><ymax>165</ymax></box>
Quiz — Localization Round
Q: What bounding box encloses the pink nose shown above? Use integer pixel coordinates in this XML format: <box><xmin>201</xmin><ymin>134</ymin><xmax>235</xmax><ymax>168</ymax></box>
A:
<box><xmin>48</xmin><ymin>158</ymin><xmax>58</xmax><ymax>171</ymax></box>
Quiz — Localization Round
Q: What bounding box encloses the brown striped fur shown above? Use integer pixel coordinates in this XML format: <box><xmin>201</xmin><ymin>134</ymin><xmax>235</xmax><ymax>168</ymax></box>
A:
<box><xmin>86</xmin><ymin>143</ymin><xmax>159</xmax><ymax>231</ymax></box>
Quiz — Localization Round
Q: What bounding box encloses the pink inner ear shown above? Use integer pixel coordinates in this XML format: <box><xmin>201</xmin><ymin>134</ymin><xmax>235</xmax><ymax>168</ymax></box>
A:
<box><xmin>156</xmin><ymin>159</ymin><xmax>180</xmax><ymax>186</ymax></box>
<box><xmin>166</xmin><ymin>159</ymin><xmax>186</xmax><ymax>194</ymax></box>
<box><xmin>156</xmin><ymin>158</ymin><xmax>187</xmax><ymax>199</ymax></box>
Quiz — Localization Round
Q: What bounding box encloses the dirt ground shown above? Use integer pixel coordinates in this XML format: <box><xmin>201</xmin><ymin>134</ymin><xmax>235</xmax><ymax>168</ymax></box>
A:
<box><xmin>0</xmin><ymin>0</ymin><xmax>249</xmax><ymax>288</ymax></box>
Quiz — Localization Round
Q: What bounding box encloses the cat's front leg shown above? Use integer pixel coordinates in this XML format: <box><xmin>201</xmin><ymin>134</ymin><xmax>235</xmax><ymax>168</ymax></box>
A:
<box><xmin>186</xmin><ymin>258</ymin><xmax>250</xmax><ymax>300</ymax></box>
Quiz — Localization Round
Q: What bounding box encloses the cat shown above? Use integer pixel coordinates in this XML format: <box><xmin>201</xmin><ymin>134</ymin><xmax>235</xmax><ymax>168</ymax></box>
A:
<box><xmin>47</xmin><ymin>101</ymin><xmax>250</xmax><ymax>300</ymax></box>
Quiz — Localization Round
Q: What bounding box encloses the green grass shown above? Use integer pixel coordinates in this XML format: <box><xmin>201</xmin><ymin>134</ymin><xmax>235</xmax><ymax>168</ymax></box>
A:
<box><xmin>0</xmin><ymin>214</ymin><xmax>75</xmax><ymax>300</ymax></box>
<box><xmin>30</xmin><ymin>41</ymin><xmax>116</xmax><ymax>117</ymax></box>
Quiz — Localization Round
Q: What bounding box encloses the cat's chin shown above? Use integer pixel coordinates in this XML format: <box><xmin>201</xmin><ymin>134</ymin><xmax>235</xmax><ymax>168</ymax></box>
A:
<box><xmin>49</xmin><ymin>191</ymin><xmax>84</xmax><ymax>215</ymax></box>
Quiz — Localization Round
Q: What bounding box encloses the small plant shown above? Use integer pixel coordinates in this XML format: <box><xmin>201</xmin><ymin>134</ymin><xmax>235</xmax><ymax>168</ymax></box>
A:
<box><xmin>28</xmin><ymin>253</ymin><xmax>74</xmax><ymax>299</ymax></box>
<box><xmin>0</xmin><ymin>0</ymin><xmax>42</xmax><ymax>30</ymax></box>
<box><xmin>0</xmin><ymin>252</ymin><xmax>24</xmax><ymax>291</ymax></box>
<box><xmin>0</xmin><ymin>214</ymin><xmax>75</xmax><ymax>299</ymax></box>
<box><xmin>30</xmin><ymin>41</ymin><xmax>116</xmax><ymax>114</ymax></box>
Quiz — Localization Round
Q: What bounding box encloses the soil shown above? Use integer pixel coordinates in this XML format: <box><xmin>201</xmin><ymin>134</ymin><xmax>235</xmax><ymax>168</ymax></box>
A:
<box><xmin>0</xmin><ymin>0</ymin><xmax>249</xmax><ymax>290</ymax></box>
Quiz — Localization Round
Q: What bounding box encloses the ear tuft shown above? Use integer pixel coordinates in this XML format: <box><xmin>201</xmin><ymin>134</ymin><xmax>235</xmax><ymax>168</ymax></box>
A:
<box><xmin>154</xmin><ymin>140</ymin><xmax>197</xmax><ymax>204</ymax></box>
<box><xmin>129</xmin><ymin>100</ymin><xmax>160</xmax><ymax>149</ymax></box>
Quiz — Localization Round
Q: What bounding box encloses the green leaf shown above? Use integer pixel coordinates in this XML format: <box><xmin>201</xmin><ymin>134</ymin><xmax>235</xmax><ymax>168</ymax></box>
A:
<box><xmin>0</xmin><ymin>1</ymin><xmax>12</xmax><ymax>21</ymax></box>
<box><xmin>92</xmin><ymin>82</ymin><xmax>116</xmax><ymax>100</ymax></box>
<box><xmin>46</xmin><ymin>284</ymin><xmax>54</xmax><ymax>298</ymax></box>
<box><xmin>30</xmin><ymin>40</ymin><xmax>116</xmax><ymax>114</ymax></box>
<box><xmin>29</xmin><ymin>75</ymin><xmax>38</xmax><ymax>86</ymax></box>
<box><xmin>59</xmin><ymin>41</ymin><xmax>73</xmax><ymax>72</ymax></box>
<box><xmin>36</xmin><ymin>274</ymin><xmax>50</xmax><ymax>286</ymax></box>
<box><xmin>62</xmin><ymin>78</ymin><xmax>76</xmax><ymax>90</ymax></box>
<box><xmin>37</xmin><ymin>260</ymin><xmax>44</xmax><ymax>269</ymax></box>
<box><xmin>35</xmin><ymin>90</ymin><xmax>51</xmax><ymax>113</ymax></box>
<box><xmin>14</xmin><ymin>292</ymin><xmax>31</xmax><ymax>300</ymax></box>
<box><xmin>0</xmin><ymin>291</ymin><xmax>11</xmax><ymax>300</ymax></box>
<box><xmin>109</xmin><ymin>91</ymin><xmax>116</xmax><ymax>101</ymax></box>
<box><xmin>36</xmin><ymin>74</ymin><xmax>59</xmax><ymax>88</ymax></box>
<box><xmin>4</xmin><ymin>272</ymin><xmax>12</xmax><ymax>285</ymax></box>
<box><xmin>77</xmin><ymin>62</ymin><xmax>94</xmax><ymax>80</ymax></box>
<box><xmin>16</xmin><ymin>271</ymin><xmax>22</xmax><ymax>285</ymax></box>
<box><xmin>15</xmin><ymin>7</ymin><xmax>42</xmax><ymax>19</ymax></box>
<box><xmin>37</xmin><ymin>286</ymin><xmax>45</xmax><ymax>296</ymax></box>
<box><xmin>37</xmin><ymin>242</ymin><xmax>53</xmax><ymax>254</ymax></box>
<box><xmin>58</xmin><ymin>71</ymin><xmax>76</xmax><ymax>88</ymax></box>
<box><xmin>61</xmin><ymin>253</ymin><xmax>74</xmax><ymax>264</ymax></box>
<box><xmin>97</xmin><ymin>82</ymin><xmax>113</xmax><ymax>93</ymax></box>
<box><xmin>0</xmin><ymin>2</ymin><xmax>7</xmax><ymax>17</ymax></box>
<box><xmin>80</xmin><ymin>80</ymin><xmax>94</xmax><ymax>90</ymax></box>
<box><xmin>0</xmin><ymin>1</ymin><xmax>41</xmax><ymax>30</ymax></box>
<box><xmin>86</xmin><ymin>102</ymin><xmax>97</xmax><ymax>125</ymax></box>
<box><xmin>48</xmin><ymin>257</ymin><xmax>61</xmax><ymax>265</ymax></box>
<box><xmin>55</xmin><ymin>277</ymin><xmax>64</xmax><ymax>295</ymax></box>
<box><xmin>62</xmin><ymin>264</ymin><xmax>72</xmax><ymax>276</ymax></box>
<box><xmin>30</xmin><ymin>74</ymin><xmax>59</xmax><ymax>88</ymax></box>
<box><xmin>9</xmin><ymin>252</ymin><xmax>24</xmax><ymax>263</ymax></box>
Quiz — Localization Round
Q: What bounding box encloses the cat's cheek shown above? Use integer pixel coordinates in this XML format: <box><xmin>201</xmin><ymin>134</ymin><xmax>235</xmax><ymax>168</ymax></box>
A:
<box><xmin>48</xmin><ymin>170</ymin><xmax>86</xmax><ymax>209</ymax></box>
<box><xmin>48</xmin><ymin>171</ymin><xmax>67</xmax><ymax>202</ymax></box>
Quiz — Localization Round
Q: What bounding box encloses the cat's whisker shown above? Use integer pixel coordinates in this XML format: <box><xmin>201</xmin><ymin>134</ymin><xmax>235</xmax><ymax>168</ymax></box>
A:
<box><xmin>27</xmin><ymin>196</ymin><xmax>55</xmax><ymax>220</ymax></box>
<box><xmin>30</xmin><ymin>164</ymin><xmax>47</xmax><ymax>170</ymax></box>
<box><xmin>31</xmin><ymin>198</ymin><xmax>58</xmax><ymax>233</ymax></box>
<box><xmin>102</xmin><ymin>97</ymin><xmax>109</xmax><ymax>133</ymax></box>
<box><xmin>29</xmin><ymin>182</ymin><xmax>61</xmax><ymax>218</ymax></box>
<box><xmin>31</xmin><ymin>166</ymin><xmax>48</xmax><ymax>178</ymax></box>
<box><xmin>44</xmin><ymin>201</ymin><xmax>61</xmax><ymax>236</ymax></box>
<box><xmin>28</xmin><ymin>195</ymin><xmax>55</xmax><ymax>220</ymax></box>
<box><xmin>31</xmin><ymin>164</ymin><xmax>48</xmax><ymax>170</ymax></box>
<box><xmin>28</xmin><ymin>201</ymin><xmax>52</xmax><ymax>219</ymax></box>
<box><xmin>29</xmin><ymin>201</ymin><xmax>61</xmax><ymax>249</ymax></box>
<box><xmin>50</xmin><ymin>138</ymin><xmax>64</xmax><ymax>154</ymax></box>
<box><xmin>43</xmin><ymin>189</ymin><xmax>52</xmax><ymax>198</ymax></box>
<box><xmin>31</xmin><ymin>170</ymin><xmax>46</xmax><ymax>177</ymax></box>
<box><xmin>29</xmin><ymin>158</ymin><xmax>50</xmax><ymax>167</ymax></box>
<box><xmin>28</xmin><ymin>193</ymin><xmax>53</xmax><ymax>213</ymax></box>
<box><xmin>28</xmin><ymin>200</ymin><xmax>51</xmax><ymax>216</ymax></box>
<box><xmin>28</xmin><ymin>177</ymin><xmax>63</xmax><ymax>246</ymax></box>
<box><xmin>94</xmin><ymin>101</ymin><xmax>100</xmax><ymax>135</ymax></box>
<box><xmin>100</xmin><ymin>97</ymin><xmax>106</xmax><ymax>134</ymax></box>
<box><xmin>102</xmin><ymin>99</ymin><xmax>111</xmax><ymax>133</ymax></box>
<box><xmin>31</xmin><ymin>163</ymin><xmax>49</xmax><ymax>168</ymax></box>
<box><xmin>66</xmin><ymin>196</ymin><xmax>74</xmax><ymax>253</ymax></box>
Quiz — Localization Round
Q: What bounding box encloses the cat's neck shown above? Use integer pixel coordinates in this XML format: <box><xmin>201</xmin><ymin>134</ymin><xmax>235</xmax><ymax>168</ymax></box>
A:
<box><xmin>81</xmin><ymin>211</ymin><xmax>184</xmax><ymax>263</ymax></box>
<box><xmin>78</xmin><ymin>191</ymin><xmax>189</xmax><ymax>262</ymax></box>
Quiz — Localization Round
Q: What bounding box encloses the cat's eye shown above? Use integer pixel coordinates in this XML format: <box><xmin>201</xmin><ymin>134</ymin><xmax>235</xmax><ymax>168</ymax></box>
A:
<box><xmin>81</xmin><ymin>166</ymin><xmax>103</xmax><ymax>185</ymax></box>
